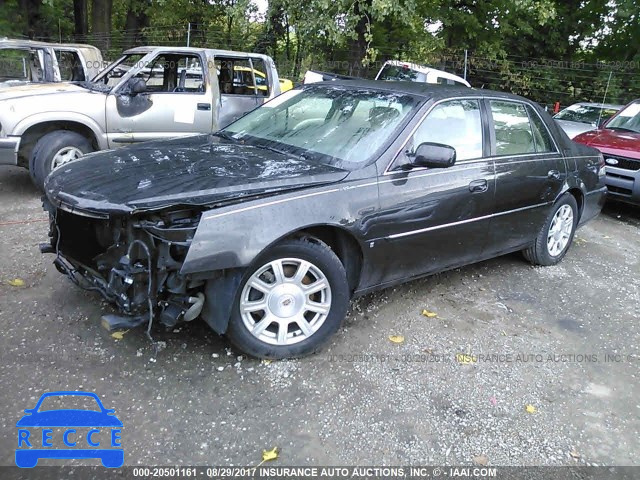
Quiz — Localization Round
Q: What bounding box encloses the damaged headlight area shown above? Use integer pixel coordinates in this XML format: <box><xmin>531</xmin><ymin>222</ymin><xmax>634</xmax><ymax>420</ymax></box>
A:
<box><xmin>43</xmin><ymin>203</ymin><xmax>206</xmax><ymax>331</ymax></box>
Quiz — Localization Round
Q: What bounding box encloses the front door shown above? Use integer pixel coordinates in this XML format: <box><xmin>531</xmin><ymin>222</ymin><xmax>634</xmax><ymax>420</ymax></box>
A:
<box><xmin>106</xmin><ymin>52</ymin><xmax>214</xmax><ymax>145</ymax></box>
<box><xmin>369</xmin><ymin>98</ymin><xmax>496</xmax><ymax>286</ymax></box>
<box><xmin>484</xmin><ymin>99</ymin><xmax>566</xmax><ymax>254</ymax></box>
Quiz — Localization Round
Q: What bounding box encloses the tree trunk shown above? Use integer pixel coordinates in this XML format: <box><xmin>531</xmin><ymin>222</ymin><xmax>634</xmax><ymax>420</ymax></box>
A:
<box><xmin>347</xmin><ymin>0</ymin><xmax>371</xmax><ymax>77</ymax></box>
<box><xmin>91</xmin><ymin>0</ymin><xmax>113</xmax><ymax>52</ymax></box>
<box><xmin>123</xmin><ymin>0</ymin><xmax>149</xmax><ymax>49</ymax></box>
<box><xmin>18</xmin><ymin>0</ymin><xmax>42</xmax><ymax>39</ymax></box>
<box><xmin>73</xmin><ymin>0</ymin><xmax>88</xmax><ymax>37</ymax></box>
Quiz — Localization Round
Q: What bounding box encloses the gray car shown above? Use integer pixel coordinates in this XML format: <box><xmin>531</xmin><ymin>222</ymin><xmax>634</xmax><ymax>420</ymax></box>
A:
<box><xmin>553</xmin><ymin>102</ymin><xmax>622</xmax><ymax>138</ymax></box>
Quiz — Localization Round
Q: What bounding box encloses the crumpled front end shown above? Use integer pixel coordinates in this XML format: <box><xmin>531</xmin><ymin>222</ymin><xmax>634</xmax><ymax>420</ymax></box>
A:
<box><xmin>43</xmin><ymin>200</ymin><xmax>208</xmax><ymax>329</ymax></box>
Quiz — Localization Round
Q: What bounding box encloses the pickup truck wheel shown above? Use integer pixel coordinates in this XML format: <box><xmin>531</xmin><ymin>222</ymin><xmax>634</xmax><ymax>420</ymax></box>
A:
<box><xmin>523</xmin><ymin>193</ymin><xmax>578</xmax><ymax>266</ymax></box>
<box><xmin>226</xmin><ymin>238</ymin><xmax>349</xmax><ymax>359</ymax></box>
<box><xmin>30</xmin><ymin>130</ymin><xmax>93</xmax><ymax>190</ymax></box>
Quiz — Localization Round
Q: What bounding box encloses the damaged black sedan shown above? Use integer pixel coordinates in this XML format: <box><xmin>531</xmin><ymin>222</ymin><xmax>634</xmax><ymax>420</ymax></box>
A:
<box><xmin>42</xmin><ymin>81</ymin><xmax>607</xmax><ymax>359</ymax></box>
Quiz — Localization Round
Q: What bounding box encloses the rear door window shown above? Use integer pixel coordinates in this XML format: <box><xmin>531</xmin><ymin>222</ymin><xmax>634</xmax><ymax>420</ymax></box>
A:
<box><xmin>490</xmin><ymin>101</ymin><xmax>536</xmax><ymax>156</ymax></box>
<box><xmin>527</xmin><ymin>106</ymin><xmax>556</xmax><ymax>153</ymax></box>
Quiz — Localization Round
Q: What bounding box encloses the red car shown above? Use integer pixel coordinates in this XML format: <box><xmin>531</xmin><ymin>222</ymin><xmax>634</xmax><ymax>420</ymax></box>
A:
<box><xmin>574</xmin><ymin>99</ymin><xmax>640</xmax><ymax>205</ymax></box>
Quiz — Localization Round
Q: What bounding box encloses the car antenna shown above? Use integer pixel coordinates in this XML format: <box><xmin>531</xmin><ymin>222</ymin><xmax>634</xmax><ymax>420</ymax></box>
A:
<box><xmin>597</xmin><ymin>71</ymin><xmax>613</xmax><ymax>129</ymax></box>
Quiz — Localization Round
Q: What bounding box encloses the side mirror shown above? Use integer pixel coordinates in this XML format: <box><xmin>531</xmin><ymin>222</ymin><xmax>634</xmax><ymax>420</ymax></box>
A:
<box><xmin>411</xmin><ymin>142</ymin><xmax>456</xmax><ymax>168</ymax></box>
<box><xmin>126</xmin><ymin>77</ymin><xmax>147</xmax><ymax>96</ymax></box>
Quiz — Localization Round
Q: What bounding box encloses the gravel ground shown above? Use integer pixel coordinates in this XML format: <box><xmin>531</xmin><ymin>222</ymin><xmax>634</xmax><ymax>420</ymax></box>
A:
<box><xmin>0</xmin><ymin>165</ymin><xmax>638</xmax><ymax>467</ymax></box>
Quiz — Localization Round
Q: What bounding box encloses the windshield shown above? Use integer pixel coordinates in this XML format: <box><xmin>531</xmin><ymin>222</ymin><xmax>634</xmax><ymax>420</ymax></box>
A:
<box><xmin>605</xmin><ymin>101</ymin><xmax>640</xmax><ymax>133</ymax></box>
<box><xmin>377</xmin><ymin>64</ymin><xmax>426</xmax><ymax>83</ymax></box>
<box><xmin>91</xmin><ymin>53</ymin><xmax>146</xmax><ymax>87</ymax></box>
<box><xmin>222</xmin><ymin>87</ymin><xmax>420</xmax><ymax>169</ymax></box>
<box><xmin>554</xmin><ymin>104</ymin><xmax>620</xmax><ymax>125</ymax></box>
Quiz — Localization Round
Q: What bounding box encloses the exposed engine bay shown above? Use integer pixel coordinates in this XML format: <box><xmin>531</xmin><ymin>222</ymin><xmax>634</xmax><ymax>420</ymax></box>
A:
<box><xmin>43</xmin><ymin>201</ymin><xmax>207</xmax><ymax>331</ymax></box>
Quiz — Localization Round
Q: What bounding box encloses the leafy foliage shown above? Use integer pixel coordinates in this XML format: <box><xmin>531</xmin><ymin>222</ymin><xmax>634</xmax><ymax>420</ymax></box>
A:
<box><xmin>0</xmin><ymin>0</ymin><xmax>638</xmax><ymax>105</ymax></box>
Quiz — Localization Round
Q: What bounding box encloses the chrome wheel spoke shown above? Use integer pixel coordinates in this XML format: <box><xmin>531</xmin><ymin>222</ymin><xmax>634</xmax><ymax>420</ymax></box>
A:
<box><xmin>277</xmin><ymin>321</ymin><xmax>289</xmax><ymax>344</ymax></box>
<box><xmin>305</xmin><ymin>300</ymin><xmax>330</xmax><ymax>315</ymax></box>
<box><xmin>241</xmin><ymin>299</ymin><xmax>268</xmax><ymax>313</ymax></box>
<box><xmin>248</xmin><ymin>278</ymin><xmax>273</xmax><ymax>294</ymax></box>
<box><xmin>303</xmin><ymin>279</ymin><xmax>328</xmax><ymax>295</ymax></box>
<box><xmin>293</xmin><ymin>260</ymin><xmax>311</xmax><ymax>283</ymax></box>
<box><xmin>252</xmin><ymin>315</ymin><xmax>274</xmax><ymax>337</ymax></box>
<box><xmin>295</xmin><ymin>317</ymin><xmax>313</xmax><ymax>337</ymax></box>
<box><xmin>270</xmin><ymin>260</ymin><xmax>286</xmax><ymax>284</ymax></box>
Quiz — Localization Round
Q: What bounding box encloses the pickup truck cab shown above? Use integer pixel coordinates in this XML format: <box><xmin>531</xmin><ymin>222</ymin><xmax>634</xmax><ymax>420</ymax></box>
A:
<box><xmin>0</xmin><ymin>46</ymin><xmax>281</xmax><ymax>188</ymax></box>
<box><xmin>0</xmin><ymin>38</ymin><xmax>103</xmax><ymax>85</ymax></box>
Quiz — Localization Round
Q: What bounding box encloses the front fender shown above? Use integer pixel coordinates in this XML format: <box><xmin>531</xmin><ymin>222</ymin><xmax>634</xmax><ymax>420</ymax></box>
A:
<box><xmin>13</xmin><ymin>112</ymin><xmax>108</xmax><ymax>150</ymax></box>
<box><xmin>181</xmin><ymin>179</ymin><xmax>377</xmax><ymax>276</ymax></box>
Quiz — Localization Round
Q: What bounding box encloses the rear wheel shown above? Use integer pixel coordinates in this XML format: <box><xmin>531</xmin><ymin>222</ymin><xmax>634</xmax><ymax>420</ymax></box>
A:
<box><xmin>226</xmin><ymin>238</ymin><xmax>349</xmax><ymax>359</ymax></box>
<box><xmin>29</xmin><ymin>130</ymin><xmax>93</xmax><ymax>190</ymax></box>
<box><xmin>523</xmin><ymin>193</ymin><xmax>578</xmax><ymax>266</ymax></box>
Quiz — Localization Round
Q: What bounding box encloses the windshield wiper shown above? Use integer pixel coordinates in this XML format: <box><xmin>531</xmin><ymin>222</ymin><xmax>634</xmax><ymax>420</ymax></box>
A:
<box><xmin>212</xmin><ymin>131</ymin><xmax>239</xmax><ymax>142</ymax></box>
<box><xmin>607</xmin><ymin>126</ymin><xmax>639</xmax><ymax>133</ymax></box>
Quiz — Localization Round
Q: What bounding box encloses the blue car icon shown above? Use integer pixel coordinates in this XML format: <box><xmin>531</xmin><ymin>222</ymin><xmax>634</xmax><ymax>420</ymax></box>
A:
<box><xmin>16</xmin><ymin>391</ymin><xmax>123</xmax><ymax>468</ymax></box>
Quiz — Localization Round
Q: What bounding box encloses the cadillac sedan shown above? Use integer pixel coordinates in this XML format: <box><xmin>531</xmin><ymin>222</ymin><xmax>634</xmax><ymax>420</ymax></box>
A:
<box><xmin>42</xmin><ymin>81</ymin><xmax>607</xmax><ymax>359</ymax></box>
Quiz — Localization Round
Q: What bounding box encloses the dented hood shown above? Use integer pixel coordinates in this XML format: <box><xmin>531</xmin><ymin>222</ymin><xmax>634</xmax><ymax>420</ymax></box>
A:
<box><xmin>45</xmin><ymin>135</ymin><xmax>349</xmax><ymax>215</ymax></box>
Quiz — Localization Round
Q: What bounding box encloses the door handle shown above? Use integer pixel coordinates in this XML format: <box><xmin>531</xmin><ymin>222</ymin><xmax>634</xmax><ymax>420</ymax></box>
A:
<box><xmin>197</xmin><ymin>103</ymin><xmax>211</xmax><ymax>111</ymax></box>
<box><xmin>469</xmin><ymin>179</ymin><xmax>488</xmax><ymax>193</ymax></box>
<box><xmin>548</xmin><ymin>170</ymin><xmax>561</xmax><ymax>180</ymax></box>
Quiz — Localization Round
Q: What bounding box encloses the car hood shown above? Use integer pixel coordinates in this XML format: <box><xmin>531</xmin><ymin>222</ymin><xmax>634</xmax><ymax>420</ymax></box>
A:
<box><xmin>45</xmin><ymin>135</ymin><xmax>350</xmax><ymax>215</ymax></box>
<box><xmin>0</xmin><ymin>81</ymin><xmax>90</xmax><ymax>102</ymax></box>
<box><xmin>573</xmin><ymin>128</ymin><xmax>640</xmax><ymax>159</ymax></box>
<box><xmin>16</xmin><ymin>410</ymin><xmax>123</xmax><ymax>427</ymax></box>
<box><xmin>554</xmin><ymin>120</ymin><xmax>593</xmax><ymax>139</ymax></box>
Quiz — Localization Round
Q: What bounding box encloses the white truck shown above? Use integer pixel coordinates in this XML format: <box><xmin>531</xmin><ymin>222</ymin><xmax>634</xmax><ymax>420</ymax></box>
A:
<box><xmin>0</xmin><ymin>38</ymin><xmax>103</xmax><ymax>85</ymax></box>
<box><xmin>0</xmin><ymin>46</ymin><xmax>281</xmax><ymax>188</ymax></box>
<box><xmin>303</xmin><ymin>59</ymin><xmax>470</xmax><ymax>87</ymax></box>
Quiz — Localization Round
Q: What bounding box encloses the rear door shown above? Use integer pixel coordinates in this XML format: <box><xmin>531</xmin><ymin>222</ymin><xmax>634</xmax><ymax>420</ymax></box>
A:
<box><xmin>485</xmin><ymin>99</ymin><xmax>565</xmax><ymax>254</ymax></box>
<box><xmin>369</xmin><ymin>97</ymin><xmax>496</xmax><ymax>285</ymax></box>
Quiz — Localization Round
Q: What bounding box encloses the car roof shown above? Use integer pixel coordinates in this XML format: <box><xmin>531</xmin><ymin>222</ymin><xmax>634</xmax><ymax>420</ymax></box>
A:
<box><xmin>0</xmin><ymin>37</ymin><xmax>98</xmax><ymax>50</ymax></box>
<box><xmin>304</xmin><ymin>79</ymin><xmax>530</xmax><ymax>103</ymax></box>
<box><xmin>124</xmin><ymin>46</ymin><xmax>272</xmax><ymax>60</ymax></box>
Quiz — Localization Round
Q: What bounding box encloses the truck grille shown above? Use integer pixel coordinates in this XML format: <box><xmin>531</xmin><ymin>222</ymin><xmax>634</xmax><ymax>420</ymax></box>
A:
<box><xmin>604</xmin><ymin>154</ymin><xmax>640</xmax><ymax>171</ymax></box>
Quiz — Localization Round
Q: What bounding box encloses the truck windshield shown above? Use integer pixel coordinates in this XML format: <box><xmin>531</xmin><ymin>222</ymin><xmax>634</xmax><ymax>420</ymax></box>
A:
<box><xmin>222</xmin><ymin>86</ymin><xmax>420</xmax><ymax>170</ymax></box>
<box><xmin>91</xmin><ymin>53</ymin><xmax>146</xmax><ymax>87</ymax></box>
<box><xmin>606</xmin><ymin>101</ymin><xmax>640</xmax><ymax>134</ymax></box>
<box><xmin>377</xmin><ymin>64</ymin><xmax>427</xmax><ymax>83</ymax></box>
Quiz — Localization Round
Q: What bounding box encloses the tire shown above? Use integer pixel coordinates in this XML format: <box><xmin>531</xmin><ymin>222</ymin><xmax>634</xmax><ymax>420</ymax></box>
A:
<box><xmin>29</xmin><ymin>130</ymin><xmax>93</xmax><ymax>190</ymax></box>
<box><xmin>226</xmin><ymin>238</ymin><xmax>350</xmax><ymax>359</ymax></box>
<box><xmin>523</xmin><ymin>193</ymin><xmax>578</xmax><ymax>266</ymax></box>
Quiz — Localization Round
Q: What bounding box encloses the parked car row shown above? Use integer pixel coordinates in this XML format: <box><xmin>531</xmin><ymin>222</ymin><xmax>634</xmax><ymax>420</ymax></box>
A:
<box><xmin>0</xmin><ymin>39</ymin><xmax>631</xmax><ymax>359</ymax></box>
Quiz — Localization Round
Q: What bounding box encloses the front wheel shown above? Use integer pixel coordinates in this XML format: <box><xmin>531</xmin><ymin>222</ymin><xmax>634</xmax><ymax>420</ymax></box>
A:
<box><xmin>523</xmin><ymin>193</ymin><xmax>578</xmax><ymax>266</ymax></box>
<box><xmin>226</xmin><ymin>238</ymin><xmax>350</xmax><ymax>359</ymax></box>
<box><xmin>29</xmin><ymin>130</ymin><xmax>93</xmax><ymax>190</ymax></box>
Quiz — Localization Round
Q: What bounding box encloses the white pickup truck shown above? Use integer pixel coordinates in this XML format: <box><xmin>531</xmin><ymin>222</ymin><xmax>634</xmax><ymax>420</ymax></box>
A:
<box><xmin>0</xmin><ymin>38</ymin><xmax>103</xmax><ymax>85</ymax></box>
<box><xmin>0</xmin><ymin>46</ymin><xmax>281</xmax><ymax>188</ymax></box>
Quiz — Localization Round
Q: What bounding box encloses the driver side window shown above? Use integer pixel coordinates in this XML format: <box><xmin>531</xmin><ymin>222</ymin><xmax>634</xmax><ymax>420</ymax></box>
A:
<box><xmin>410</xmin><ymin>99</ymin><xmax>483</xmax><ymax>161</ymax></box>
<box><xmin>132</xmin><ymin>54</ymin><xmax>205</xmax><ymax>93</ymax></box>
